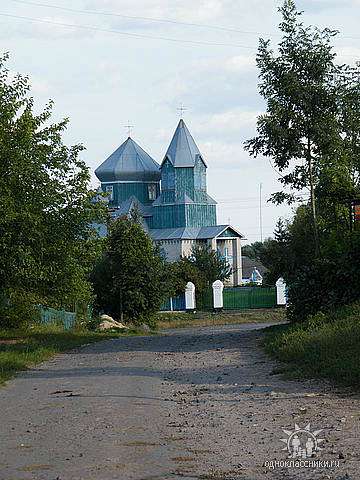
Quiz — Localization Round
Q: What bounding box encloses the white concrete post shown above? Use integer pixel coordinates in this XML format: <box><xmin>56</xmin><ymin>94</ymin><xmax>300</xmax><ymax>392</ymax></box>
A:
<box><xmin>276</xmin><ymin>277</ymin><xmax>287</xmax><ymax>306</ymax></box>
<box><xmin>212</xmin><ymin>280</ymin><xmax>224</xmax><ymax>310</ymax></box>
<box><xmin>185</xmin><ymin>282</ymin><xmax>196</xmax><ymax>311</ymax></box>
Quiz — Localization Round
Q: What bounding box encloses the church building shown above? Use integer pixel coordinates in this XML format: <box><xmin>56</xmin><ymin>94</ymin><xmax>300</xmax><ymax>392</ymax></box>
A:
<box><xmin>95</xmin><ymin>119</ymin><xmax>244</xmax><ymax>285</ymax></box>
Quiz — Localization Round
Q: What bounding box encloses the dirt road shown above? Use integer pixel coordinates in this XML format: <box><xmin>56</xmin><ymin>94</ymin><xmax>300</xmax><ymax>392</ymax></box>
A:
<box><xmin>0</xmin><ymin>322</ymin><xmax>358</xmax><ymax>479</ymax></box>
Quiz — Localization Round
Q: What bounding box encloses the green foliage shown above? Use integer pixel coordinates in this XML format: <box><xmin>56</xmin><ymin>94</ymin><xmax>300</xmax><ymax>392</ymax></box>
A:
<box><xmin>0</xmin><ymin>53</ymin><xmax>107</xmax><ymax>327</ymax></box>
<box><xmin>245</xmin><ymin>2</ymin><xmax>360</xmax><ymax>321</ymax></box>
<box><xmin>245</xmin><ymin>0</ymin><xmax>360</xmax><ymax>253</ymax></box>
<box><xmin>167</xmin><ymin>257</ymin><xmax>204</xmax><ymax>298</ymax></box>
<box><xmin>245</xmin><ymin>0</ymin><xmax>340</xmax><ymax>198</ymax></box>
<box><xmin>264</xmin><ymin>302</ymin><xmax>360</xmax><ymax>387</ymax></box>
<box><xmin>241</xmin><ymin>241</ymin><xmax>264</xmax><ymax>261</ymax></box>
<box><xmin>286</xmin><ymin>233</ymin><xmax>360</xmax><ymax>321</ymax></box>
<box><xmin>186</xmin><ymin>244</ymin><xmax>233</xmax><ymax>285</ymax></box>
<box><xmin>259</xmin><ymin>206</ymin><xmax>360</xmax><ymax>320</ymax></box>
<box><xmin>242</xmin><ymin>220</ymin><xmax>290</xmax><ymax>285</ymax></box>
<box><xmin>90</xmin><ymin>217</ymin><xmax>169</xmax><ymax>325</ymax></box>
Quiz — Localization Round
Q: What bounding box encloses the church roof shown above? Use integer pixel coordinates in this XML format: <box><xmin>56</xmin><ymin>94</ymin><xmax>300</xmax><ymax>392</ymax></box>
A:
<box><xmin>95</xmin><ymin>137</ymin><xmax>161</xmax><ymax>183</ymax></box>
<box><xmin>163</xmin><ymin>119</ymin><xmax>207</xmax><ymax>168</ymax></box>
<box><xmin>149</xmin><ymin>225</ymin><xmax>244</xmax><ymax>241</ymax></box>
<box><xmin>112</xmin><ymin>196</ymin><xmax>153</xmax><ymax>218</ymax></box>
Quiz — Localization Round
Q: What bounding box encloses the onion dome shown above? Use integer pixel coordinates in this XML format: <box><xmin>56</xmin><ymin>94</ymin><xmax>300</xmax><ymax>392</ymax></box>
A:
<box><xmin>95</xmin><ymin>137</ymin><xmax>160</xmax><ymax>182</ymax></box>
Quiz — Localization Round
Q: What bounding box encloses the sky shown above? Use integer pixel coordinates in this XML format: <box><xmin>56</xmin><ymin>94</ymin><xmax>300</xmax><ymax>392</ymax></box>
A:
<box><xmin>1</xmin><ymin>0</ymin><xmax>359</xmax><ymax>243</ymax></box>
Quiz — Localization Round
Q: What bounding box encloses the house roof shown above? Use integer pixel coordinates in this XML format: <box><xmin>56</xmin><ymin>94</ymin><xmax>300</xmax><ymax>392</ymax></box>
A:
<box><xmin>149</xmin><ymin>225</ymin><xmax>244</xmax><ymax>241</ymax></box>
<box><xmin>242</xmin><ymin>256</ymin><xmax>268</xmax><ymax>279</ymax></box>
<box><xmin>95</xmin><ymin>137</ymin><xmax>161</xmax><ymax>183</ymax></box>
<box><xmin>162</xmin><ymin>119</ymin><xmax>207</xmax><ymax>168</ymax></box>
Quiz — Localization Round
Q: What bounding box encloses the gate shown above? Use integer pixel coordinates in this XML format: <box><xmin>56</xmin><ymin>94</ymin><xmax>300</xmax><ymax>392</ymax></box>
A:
<box><xmin>223</xmin><ymin>286</ymin><xmax>276</xmax><ymax>310</ymax></box>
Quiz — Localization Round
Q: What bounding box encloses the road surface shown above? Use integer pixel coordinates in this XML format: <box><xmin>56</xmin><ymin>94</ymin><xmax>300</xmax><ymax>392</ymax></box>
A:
<box><xmin>0</xmin><ymin>322</ymin><xmax>358</xmax><ymax>479</ymax></box>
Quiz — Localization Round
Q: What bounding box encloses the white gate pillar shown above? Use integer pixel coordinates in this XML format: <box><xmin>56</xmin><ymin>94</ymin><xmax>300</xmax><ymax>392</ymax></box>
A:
<box><xmin>276</xmin><ymin>277</ymin><xmax>287</xmax><ymax>306</ymax></box>
<box><xmin>185</xmin><ymin>282</ymin><xmax>196</xmax><ymax>311</ymax></box>
<box><xmin>212</xmin><ymin>280</ymin><xmax>224</xmax><ymax>310</ymax></box>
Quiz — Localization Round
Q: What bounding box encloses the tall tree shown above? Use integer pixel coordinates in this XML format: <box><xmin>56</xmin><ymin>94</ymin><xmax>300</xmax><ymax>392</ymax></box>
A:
<box><xmin>0</xmin><ymin>53</ymin><xmax>106</xmax><ymax>324</ymax></box>
<box><xmin>91</xmin><ymin>217</ymin><xmax>169</xmax><ymax>325</ymax></box>
<box><xmin>245</xmin><ymin>0</ymin><xmax>341</xmax><ymax>253</ymax></box>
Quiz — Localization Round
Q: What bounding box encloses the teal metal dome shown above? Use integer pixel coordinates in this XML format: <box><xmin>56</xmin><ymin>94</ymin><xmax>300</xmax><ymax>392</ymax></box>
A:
<box><xmin>95</xmin><ymin>137</ymin><xmax>160</xmax><ymax>182</ymax></box>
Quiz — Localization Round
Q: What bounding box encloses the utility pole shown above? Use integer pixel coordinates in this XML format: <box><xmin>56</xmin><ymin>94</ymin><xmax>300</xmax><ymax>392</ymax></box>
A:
<box><xmin>259</xmin><ymin>183</ymin><xmax>263</xmax><ymax>243</ymax></box>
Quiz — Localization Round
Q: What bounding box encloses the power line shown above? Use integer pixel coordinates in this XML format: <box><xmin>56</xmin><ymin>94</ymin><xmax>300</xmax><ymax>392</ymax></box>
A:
<box><xmin>1</xmin><ymin>12</ymin><xmax>357</xmax><ymax>57</ymax></box>
<box><xmin>8</xmin><ymin>0</ymin><xmax>360</xmax><ymax>40</ymax></box>
<box><xmin>7</xmin><ymin>0</ymin><xmax>282</xmax><ymax>37</ymax></box>
<box><xmin>0</xmin><ymin>12</ymin><xmax>256</xmax><ymax>49</ymax></box>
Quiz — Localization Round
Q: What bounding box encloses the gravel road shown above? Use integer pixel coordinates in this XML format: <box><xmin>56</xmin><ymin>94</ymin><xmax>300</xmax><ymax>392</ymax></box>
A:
<box><xmin>0</xmin><ymin>322</ymin><xmax>359</xmax><ymax>480</ymax></box>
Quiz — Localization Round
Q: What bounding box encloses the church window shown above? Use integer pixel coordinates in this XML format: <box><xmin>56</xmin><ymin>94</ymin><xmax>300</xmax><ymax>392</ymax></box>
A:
<box><xmin>162</xmin><ymin>159</ymin><xmax>175</xmax><ymax>190</ymax></box>
<box><xmin>148</xmin><ymin>184</ymin><xmax>157</xmax><ymax>200</ymax></box>
<box><xmin>105</xmin><ymin>185</ymin><xmax>113</xmax><ymax>201</ymax></box>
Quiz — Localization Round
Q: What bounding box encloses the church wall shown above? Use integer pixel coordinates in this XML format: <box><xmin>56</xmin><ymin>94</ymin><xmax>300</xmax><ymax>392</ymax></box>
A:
<box><xmin>156</xmin><ymin>240</ymin><xmax>182</xmax><ymax>262</ymax></box>
<box><xmin>175</xmin><ymin>167</ymin><xmax>194</xmax><ymax>200</ymax></box>
<box><xmin>184</xmin><ymin>204</ymin><xmax>217</xmax><ymax>227</ymax></box>
<box><xmin>194</xmin><ymin>157</ymin><xmax>206</xmax><ymax>191</ymax></box>
<box><xmin>160</xmin><ymin>160</ymin><xmax>175</xmax><ymax>203</ymax></box>
<box><xmin>102</xmin><ymin>182</ymin><xmax>160</xmax><ymax>207</ymax></box>
<box><xmin>152</xmin><ymin>204</ymin><xmax>186</xmax><ymax>229</ymax></box>
<box><xmin>180</xmin><ymin>239</ymin><xmax>196</xmax><ymax>258</ymax></box>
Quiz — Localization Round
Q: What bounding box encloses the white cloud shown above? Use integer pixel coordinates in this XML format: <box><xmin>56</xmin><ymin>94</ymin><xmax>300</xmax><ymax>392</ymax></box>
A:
<box><xmin>197</xmin><ymin>109</ymin><xmax>260</xmax><ymax>136</ymax></box>
<box><xmin>335</xmin><ymin>46</ymin><xmax>360</xmax><ymax>64</ymax></box>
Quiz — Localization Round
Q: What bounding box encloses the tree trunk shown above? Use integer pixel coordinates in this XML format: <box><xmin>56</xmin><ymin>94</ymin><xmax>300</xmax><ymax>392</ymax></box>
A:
<box><xmin>119</xmin><ymin>290</ymin><xmax>124</xmax><ymax>323</ymax></box>
<box><xmin>307</xmin><ymin>138</ymin><xmax>320</xmax><ymax>256</ymax></box>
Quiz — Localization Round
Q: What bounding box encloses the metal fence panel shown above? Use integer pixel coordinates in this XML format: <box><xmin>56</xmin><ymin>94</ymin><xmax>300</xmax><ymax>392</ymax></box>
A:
<box><xmin>38</xmin><ymin>306</ymin><xmax>77</xmax><ymax>330</ymax></box>
<box><xmin>223</xmin><ymin>286</ymin><xmax>276</xmax><ymax>310</ymax></box>
<box><xmin>160</xmin><ymin>294</ymin><xmax>186</xmax><ymax>311</ymax></box>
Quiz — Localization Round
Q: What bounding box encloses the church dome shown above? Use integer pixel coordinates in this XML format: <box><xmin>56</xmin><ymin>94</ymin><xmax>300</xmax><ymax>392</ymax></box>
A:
<box><xmin>95</xmin><ymin>137</ymin><xmax>161</xmax><ymax>182</ymax></box>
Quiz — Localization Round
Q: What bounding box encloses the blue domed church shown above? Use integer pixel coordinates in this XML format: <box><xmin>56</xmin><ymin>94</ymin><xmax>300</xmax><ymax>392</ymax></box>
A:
<box><xmin>95</xmin><ymin>119</ymin><xmax>244</xmax><ymax>285</ymax></box>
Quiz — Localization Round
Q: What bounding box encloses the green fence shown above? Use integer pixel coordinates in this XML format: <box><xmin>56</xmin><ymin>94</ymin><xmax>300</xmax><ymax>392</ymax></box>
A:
<box><xmin>223</xmin><ymin>286</ymin><xmax>276</xmax><ymax>310</ymax></box>
<box><xmin>38</xmin><ymin>306</ymin><xmax>77</xmax><ymax>330</ymax></box>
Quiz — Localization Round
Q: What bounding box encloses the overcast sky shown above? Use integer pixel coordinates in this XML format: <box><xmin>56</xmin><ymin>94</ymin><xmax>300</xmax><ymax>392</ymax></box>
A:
<box><xmin>2</xmin><ymin>0</ymin><xmax>359</xmax><ymax>242</ymax></box>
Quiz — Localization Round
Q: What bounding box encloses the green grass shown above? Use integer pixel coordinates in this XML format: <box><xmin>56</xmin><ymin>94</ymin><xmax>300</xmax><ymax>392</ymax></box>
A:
<box><xmin>0</xmin><ymin>324</ymin><xmax>141</xmax><ymax>385</ymax></box>
<box><xmin>156</xmin><ymin>308</ymin><xmax>286</xmax><ymax>329</ymax></box>
<box><xmin>264</xmin><ymin>303</ymin><xmax>360</xmax><ymax>388</ymax></box>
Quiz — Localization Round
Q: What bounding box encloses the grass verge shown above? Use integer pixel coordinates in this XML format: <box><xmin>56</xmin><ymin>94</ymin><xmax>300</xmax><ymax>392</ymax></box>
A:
<box><xmin>0</xmin><ymin>324</ymin><xmax>140</xmax><ymax>385</ymax></box>
<box><xmin>264</xmin><ymin>303</ymin><xmax>360</xmax><ymax>388</ymax></box>
<box><xmin>157</xmin><ymin>308</ymin><xmax>286</xmax><ymax>329</ymax></box>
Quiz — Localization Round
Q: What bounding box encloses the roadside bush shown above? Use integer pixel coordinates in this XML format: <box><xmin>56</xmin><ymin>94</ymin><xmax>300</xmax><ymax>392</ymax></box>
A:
<box><xmin>264</xmin><ymin>302</ymin><xmax>360</xmax><ymax>387</ymax></box>
<box><xmin>287</xmin><ymin>245</ymin><xmax>360</xmax><ymax>322</ymax></box>
<box><xmin>0</xmin><ymin>290</ymin><xmax>40</xmax><ymax>329</ymax></box>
